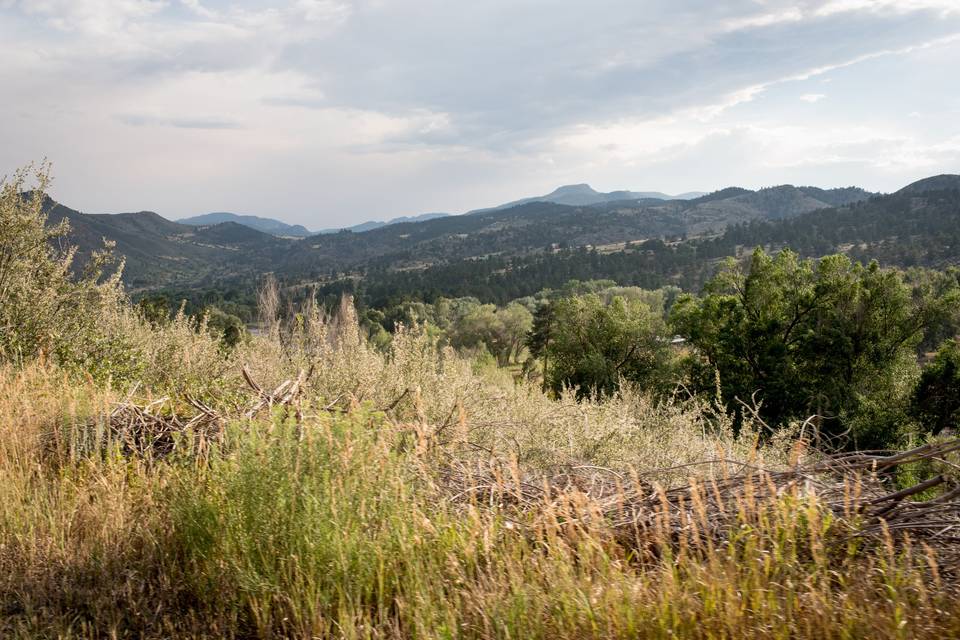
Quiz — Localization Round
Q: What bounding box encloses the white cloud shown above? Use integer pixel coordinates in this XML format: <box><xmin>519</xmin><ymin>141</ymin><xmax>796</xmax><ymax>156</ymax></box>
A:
<box><xmin>179</xmin><ymin>0</ymin><xmax>217</xmax><ymax>19</ymax></box>
<box><xmin>723</xmin><ymin>7</ymin><xmax>805</xmax><ymax>31</ymax></box>
<box><xmin>691</xmin><ymin>85</ymin><xmax>767</xmax><ymax>121</ymax></box>
<box><xmin>1</xmin><ymin>0</ymin><xmax>959</xmax><ymax>224</ymax></box>
<box><xmin>294</xmin><ymin>0</ymin><xmax>351</xmax><ymax>24</ymax></box>
<box><xmin>15</xmin><ymin>0</ymin><xmax>167</xmax><ymax>35</ymax></box>
<box><xmin>814</xmin><ymin>0</ymin><xmax>960</xmax><ymax>18</ymax></box>
<box><xmin>683</xmin><ymin>32</ymin><xmax>960</xmax><ymax>122</ymax></box>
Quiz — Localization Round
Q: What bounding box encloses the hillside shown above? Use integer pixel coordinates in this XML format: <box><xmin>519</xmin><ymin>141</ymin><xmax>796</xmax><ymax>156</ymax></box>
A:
<box><xmin>307</xmin><ymin>177</ymin><xmax>960</xmax><ymax>306</ymax></box>
<box><xmin>719</xmin><ymin>176</ymin><xmax>960</xmax><ymax>268</ymax></box>
<box><xmin>469</xmin><ymin>183</ymin><xmax>705</xmax><ymax>213</ymax></box>
<box><xmin>282</xmin><ymin>183</ymin><xmax>876</xmax><ymax>276</ymax></box>
<box><xmin>896</xmin><ymin>174</ymin><xmax>960</xmax><ymax>195</ymax></box>
<box><xmin>315</xmin><ymin>212</ymin><xmax>451</xmax><ymax>234</ymax></box>
<box><xmin>44</xmin><ymin>199</ymin><xmax>289</xmax><ymax>290</ymax></box>
<box><xmin>178</xmin><ymin>212</ymin><xmax>313</xmax><ymax>237</ymax></box>
<box><xmin>319</xmin><ymin>183</ymin><xmax>708</xmax><ymax>233</ymax></box>
<box><xmin>46</xmin><ymin>180</ymin><xmax>889</xmax><ymax>295</ymax></box>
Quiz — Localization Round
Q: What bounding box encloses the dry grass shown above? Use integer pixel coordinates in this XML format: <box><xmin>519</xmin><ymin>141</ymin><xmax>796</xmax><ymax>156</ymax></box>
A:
<box><xmin>232</xmin><ymin>307</ymin><xmax>790</xmax><ymax>476</ymax></box>
<box><xmin>2</xmin><ymin>313</ymin><xmax>960</xmax><ymax>638</ymax></box>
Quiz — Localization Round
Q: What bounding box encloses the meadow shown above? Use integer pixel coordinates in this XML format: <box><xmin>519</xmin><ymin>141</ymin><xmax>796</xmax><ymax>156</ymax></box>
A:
<box><xmin>2</xmin><ymin>312</ymin><xmax>960</xmax><ymax>638</ymax></box>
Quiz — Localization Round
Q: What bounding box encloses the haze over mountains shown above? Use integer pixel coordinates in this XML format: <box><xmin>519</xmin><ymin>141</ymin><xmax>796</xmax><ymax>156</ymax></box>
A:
<box><xmin>466</xmin><ymin>184</ymin><xmax>706</xmax><ymax>214</ymax></box>
<box><xmin>177</xmin><ymin>212</ymin><xmax>313</xmax><ymax>238</ymax></box>
<box><xmin>176</xmin><ymin>184</ymin><xmax>710</xmax><ymax>238</ymax></box>
<box><xmin>315</xmin><ymin>212</ymin><xmax>451</xmax><ymax>235</ymax></box>
<box><xmin>41</xmin><ymin>176</ymin><xmax>960</xmax><ymax>298</ymax></box>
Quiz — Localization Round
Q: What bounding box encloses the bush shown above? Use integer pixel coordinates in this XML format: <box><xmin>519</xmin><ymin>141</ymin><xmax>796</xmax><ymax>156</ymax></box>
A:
<box><xmin>911</xmin><ymin>339</ymin><xmax>960</xmax><ymax>435</ymax></box>
<box><xmin>0</xmin><ymin>165</ymin><xmax>129</xmax><ymax>373</ymax></box>
<box><xmin>0</xmin><ymin>166</ymin><xmax>237</xmax><ymax>396</ymax></box>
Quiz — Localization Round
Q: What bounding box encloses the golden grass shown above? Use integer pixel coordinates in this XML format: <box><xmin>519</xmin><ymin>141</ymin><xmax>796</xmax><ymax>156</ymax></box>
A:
<box><xmin>1</xmin><ymin>323</ymin><xmax>958</xmax><ymax>638</ymax></box>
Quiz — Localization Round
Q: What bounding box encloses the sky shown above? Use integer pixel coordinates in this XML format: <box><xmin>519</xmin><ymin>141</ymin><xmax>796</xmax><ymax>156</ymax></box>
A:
<box><xmin>1</xmin><ymin>0</ymin><xmax>959</xmax><ymax>228</ymax></box>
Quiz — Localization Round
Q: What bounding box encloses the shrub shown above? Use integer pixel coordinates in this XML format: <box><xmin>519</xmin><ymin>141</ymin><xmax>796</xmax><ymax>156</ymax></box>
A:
<box><xmin>911</xmin><ymin>338</ymin><xmax>960</xmax><ymax>436</ymax></box>
<box><xmin>0</xmin><ymin>165</ymin><xmax>129</xmax><ymax>373</ymax></box>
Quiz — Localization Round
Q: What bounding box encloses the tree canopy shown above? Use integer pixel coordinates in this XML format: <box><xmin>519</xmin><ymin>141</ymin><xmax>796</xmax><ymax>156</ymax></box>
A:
<box><xmin>670</xmin><ymin>248</ymin><xmax>958</xmax><ymax>447</ymax></box>
<box><xmin>528</xmin><ymin>294</ymin><xmax>671</xmax><ymax>400</ymax></box>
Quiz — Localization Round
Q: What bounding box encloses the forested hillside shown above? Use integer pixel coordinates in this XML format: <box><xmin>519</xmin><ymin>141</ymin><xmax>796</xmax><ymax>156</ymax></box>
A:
<box><xmin>46</xmin><ymin>182</ymin><xmax>876</xmax><ymax>292</ymax></box>
<box><xmin>177</xmin><ymin>212</ymin><xmax>314</xmax><ymax>237</ymax></box>
<box><xmin>720</xmin><ymin>177</ymin><xmax>960</xmax><ymax>268</ymax></box>
<box><xmin>42</xmin><ymin>197</ymin><xmax>290</xmax><ymax>290</ymax></box>
<box><xmin>38</xmin><ymin>174</ymin><xmax>960</xmax><ymax>321</ymax></box>
<box><xmin>311</xmin><ymin>177</ymin><xmax>960</xmax><ymax>306</ymax></box>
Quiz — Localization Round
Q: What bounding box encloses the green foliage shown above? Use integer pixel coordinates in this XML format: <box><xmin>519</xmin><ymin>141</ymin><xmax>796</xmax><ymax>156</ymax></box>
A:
<box><xmin>448</xmin><ymin>302</ymin><xmax>533</xmax><ymax>366</ymax></box>
<box><xmin>911</xmin><ymin>339</ymin><xmax>960</xmax><ymax>435</ymax></box>
<box><xmin>671</xmin><ymin>248</ymin><xmax>957</xmax><ymax>447</ymax></box>
<box><xmin>0</xmin><ymin>165</ymin><xmax>239</xmax><ymax>396</ymax></box>
<box><xmin>529</xmin><ymin>294</ymin><xmax>672</xmax><ymax>400</ymax></box>
<box><xmin>170</xmin><ymin>411</ymin><xmax>427</xmax><ymax>636</ymax></box>
<box><xmin>904</xmin><ymin>267</ymin><xmax>960</xmax><ymax>355</ymax></box>
<box><xmin>203</xmin><ymin>306</ymin><xmax>246</xmax><ymax>348</ymax></box>
<box><xmin>0</xmin><ymin>165</ymin><xmax>130</xmax><ymax>374</ymax></box>
<box><xmin>136</xmin><ymin>294</ymin><xmax>172</xmax><ymax>326</ymax></box>
<box><xmin>721</xmin><ymin>185</ymin><xmax>960</xmax><ymax>269</ymax></box>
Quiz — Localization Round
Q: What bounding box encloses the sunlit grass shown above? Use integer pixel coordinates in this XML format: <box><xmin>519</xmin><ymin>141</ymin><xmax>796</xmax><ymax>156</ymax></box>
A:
<box><xmin>2</xmin><ymin>362</ymin><xmax>959</xmax><ymax>638</ymax></box>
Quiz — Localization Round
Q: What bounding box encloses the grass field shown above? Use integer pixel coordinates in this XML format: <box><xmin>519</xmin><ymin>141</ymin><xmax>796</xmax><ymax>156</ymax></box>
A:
<box><xmin>2</xmin><ymin>317</ymin><xmax>959</xmax><ymax>639</ymax></box>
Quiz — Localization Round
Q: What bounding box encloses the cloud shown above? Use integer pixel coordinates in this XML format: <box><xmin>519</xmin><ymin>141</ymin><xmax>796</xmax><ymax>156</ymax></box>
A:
<box><xmin>263</xmin><ymin>0</ymin><xmax>960</xmax><ymax>154</ymax></box>
<box><xmin>814</xmin><ymin>0</ymin><xmax>960</xmax><ymax>18</ymax></box>
<box><xmin>14</xmin><ymin>0</ymin><xmax>167</xmax><ymax>35</ymax></box>
<box><xmin>294</xmin><ymin>0</ymin><xmax>351</xmax><ymax>24</ymax></box>
<box><xmin>117</xmin><ymin>113</ymin><xmax>244</xmax><ymax>129</ymax></box>
<box><xmin>1</xmin><ymin>0</ymin><xmax>959</xmax><ymax>224</ymax></box>
<box><xmin>722</xmin><ymin>7</ymin><xmax>805</xmax><ymax>31</ymax></box>
<box><xmin>179</xmin><ymin>0</ymin><xmax>218</xmax><ymax>20</ymax></box>
<box><xmin>679</xmin><ymin>31</ymin><xmax>960</xmax><ymax>122</ymax></box>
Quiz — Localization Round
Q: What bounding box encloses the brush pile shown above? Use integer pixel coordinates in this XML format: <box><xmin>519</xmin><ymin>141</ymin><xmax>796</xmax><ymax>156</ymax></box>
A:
<box><xmin>102</xmin><ymin>366</ymin><xmax>308</xmax><ymax>456</ymax></box>
<box><xmin>105</xmin><ymin>396</ymin><xmax>223</xmax><ymax>456</ymax></box>
<box><xmin>439</xmin><ymin>438</ymin><xmax>960</xmax><ymax>555</ymax></box>
<box><xmin>98</xmin><ymin>368</ymin><xmax>960</xmax><ymax>559</ymax></box>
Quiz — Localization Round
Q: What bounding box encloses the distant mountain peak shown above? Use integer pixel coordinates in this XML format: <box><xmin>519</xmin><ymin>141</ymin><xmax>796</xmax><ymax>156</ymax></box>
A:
<box><xmin>177</xmin><ymin>212</ymin><xmax>312</xmax><ymax>237</ymax></box>
<box><xmin>549</xmin><ymin>184</ymin><xmax>598</xmax><ymax>195</ymax></box>
<box><xmin>315</xmin><ymin>211</ymin><xmax>451</xmax><ymax>235</ymax></box>
<box><xmin>470</xmin><ymin>183</ymin><xmax>705</xmax><ymax>214</ymax></box>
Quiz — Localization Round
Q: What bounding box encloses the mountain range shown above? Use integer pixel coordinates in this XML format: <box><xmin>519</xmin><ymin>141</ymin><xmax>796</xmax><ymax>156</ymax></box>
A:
<box><xmin>326</xmin><ymin>175</ymin><xmax>960</xmax><ymax>306</ymax></box>
<box><xmin>467</xmin><ymin>183</ymin><xmax>706</xmax><ymax>213</ymax></box>
<box><xmin>314</xmin><ymin>212</ymin><xmax>451</xmax><ymax>234</ymax></box>
<box><xmin>41</xmin><ymin>176</ymin><xmax>960</xmax><ymax>300</ymax></box>
<box><xmin>176</xmin><ymin>183</ymin><xmax>708</xmax><ymax>238</ymax></box>
<box><xmin>177</xmin><ymin>212</ymin><xmax>313</xmax><ymax>237</ymax></box>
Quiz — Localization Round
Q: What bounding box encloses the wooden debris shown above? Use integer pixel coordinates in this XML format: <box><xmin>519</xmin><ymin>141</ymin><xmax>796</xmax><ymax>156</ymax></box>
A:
<box><xmin>438</xmin><ymin>438</ymin><xmax>960</xmax><ymax>553</ymax></box>
<box><xmin>97</xmin><ymin>367</ymin><xmax>310</xmax><ymax>457</ymax></box>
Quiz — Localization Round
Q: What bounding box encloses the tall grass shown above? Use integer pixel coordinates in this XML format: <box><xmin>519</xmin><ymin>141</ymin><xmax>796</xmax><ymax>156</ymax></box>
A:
<box><xmin>2</xmin><ymin>350</ymin><xmax>959</xmax><ymax>638</ymax></box>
